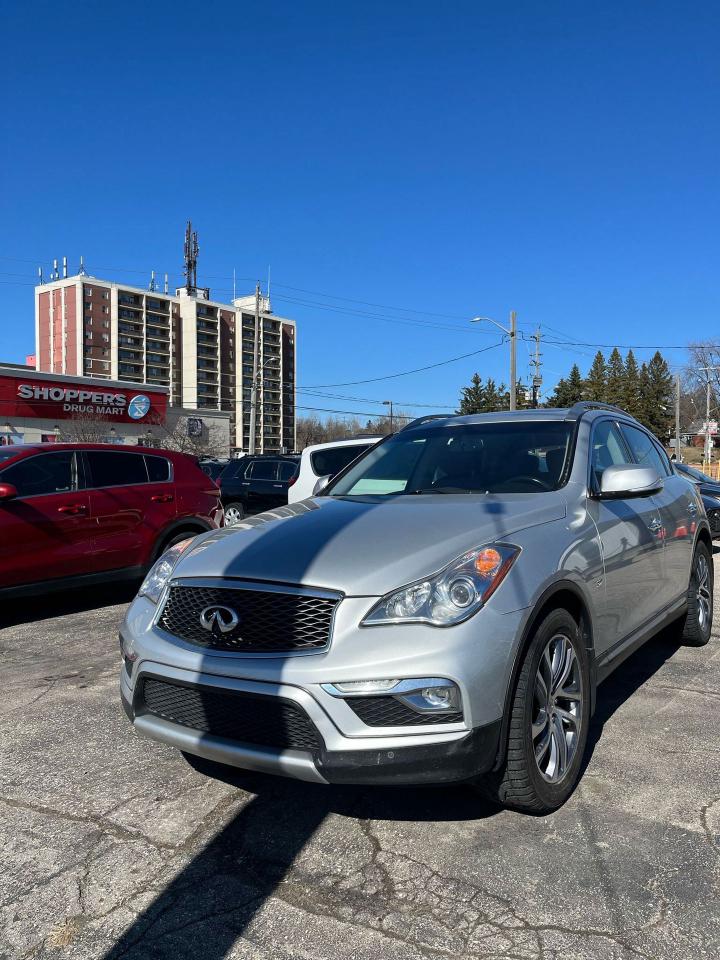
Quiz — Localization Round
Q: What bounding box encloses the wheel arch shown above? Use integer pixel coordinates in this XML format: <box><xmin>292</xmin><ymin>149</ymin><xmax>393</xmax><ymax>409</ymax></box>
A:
<box><xmin>149</xmin><ymin>517</ymin><xmax>214</xmax><ymax>565</ymax></box>
<box><xmin>492</xmin><ymin>579</ymin><xmax>596</xmax><ymax>772</ymax></box>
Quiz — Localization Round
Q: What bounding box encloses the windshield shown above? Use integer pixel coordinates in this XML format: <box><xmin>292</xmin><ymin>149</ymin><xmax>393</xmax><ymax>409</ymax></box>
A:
<box><xmin>328</xmin><ymin>421</ymin><xmax>574</xmax><ymax>496</ymax></box>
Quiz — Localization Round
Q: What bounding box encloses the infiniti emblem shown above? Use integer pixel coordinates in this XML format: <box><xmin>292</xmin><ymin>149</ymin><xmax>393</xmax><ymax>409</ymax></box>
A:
<box><xmin>199</xmin><ymin>605</ymin><xmax>240</xmax><ymax>635</ymax></box>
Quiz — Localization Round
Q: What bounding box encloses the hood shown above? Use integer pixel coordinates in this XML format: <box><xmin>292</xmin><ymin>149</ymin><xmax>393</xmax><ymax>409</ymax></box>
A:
<box><xmin>177</xmin><ymin>494</ymin><xmax>566</xmax><ymax>596</ymax></box>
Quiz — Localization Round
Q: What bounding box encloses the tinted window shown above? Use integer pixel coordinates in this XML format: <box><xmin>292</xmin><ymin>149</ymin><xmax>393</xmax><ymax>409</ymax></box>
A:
<box><xmin>590</xmin><ymin>421</ymin><xmax>631</xmax><ymax>486</ymax></box>
<box><xmin>311</xmin><ymin>444</ymin><xmax>371</xmax><ymax>478</ymax></box>
<box><xmin>248</xmin><ymin>460</ymin><xmax>278</xmax><ymax>480</ymax></box>
<box><xmin>2</xmin><ymin>452</ymin><xmax>75</xmax><ymax>497</ymax></box>
<box><xmin>330</xmin><ymin>422</ymin><xmax>574</xmax><ymax>496</ymax></box>
<box><xmin>145</xmin><ymin>455</ymin><xmax>171</xmax><ymax>482</ymax></box>
<box><xmin>278</xmin><ymin>460</ymin><xmax>298</xmax><ymax>481</ymax></box>
<box><xmin>86</xmin><ymin>451</ymin><xmax>148</xmax><ymax>487</ymax></box>
<box><xmin>620</xmin><ymin>424</ymin><xmax>670</xmax><ymax>477</ymax></box>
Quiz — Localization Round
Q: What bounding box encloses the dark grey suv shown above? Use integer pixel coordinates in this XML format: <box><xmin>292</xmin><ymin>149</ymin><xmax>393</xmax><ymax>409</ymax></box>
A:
<box><xmin>120</xmin><ymin>403</ymin><xmax>712</xmax><ymax>813</ymax></box>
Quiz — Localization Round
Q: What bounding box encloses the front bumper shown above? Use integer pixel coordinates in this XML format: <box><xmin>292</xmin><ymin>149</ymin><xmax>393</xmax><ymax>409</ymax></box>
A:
<box><xmin>120</xmin><ymin>590</ymin><xmax>523</xmax><ymax>786</ymax></box>
<box><xmin>120</xmin><ymin>669</ymin><xmax>502</xmax><ymax>785</ymax></box>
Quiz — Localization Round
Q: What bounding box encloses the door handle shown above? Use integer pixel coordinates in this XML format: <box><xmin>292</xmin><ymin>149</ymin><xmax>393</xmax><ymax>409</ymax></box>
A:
<box><xmin>687</xmin><ymin>502</ymin><xmax>698</xmax><ymax>515</ymax></box>
<box><xmin>648</xmin><ymin>517</ymin><xmax>663</xmax><ymax>533</ymax></box>
<box><xmin>151</xmin><ymin>494</ymin><xmax>174</xmax><ymax>503</ymax></box>
<box><xmin>57</xmin><ymin>504</ymin><xmax>87</xmax><ymax>515</ymax></box>
<box><xmin>273</xmin><ymin>484</ymin><xmax>283</xmax><ymax>488</ymax></box>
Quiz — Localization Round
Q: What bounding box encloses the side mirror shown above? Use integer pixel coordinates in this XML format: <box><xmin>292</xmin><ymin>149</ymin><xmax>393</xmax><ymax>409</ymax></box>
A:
<box><xmin>599</xmin><ymin>465</ymin><xmax>663</xmax><ymax>499</ymax></box>
<box><xmin>312</xmin><ymin>475</ymin><xmax>332</xmax><ymax>496</ymax></box>
<box><xmin>0</xmin><ymin>482</ymin><xmax>18</xmax><ymax>502</ymax></box>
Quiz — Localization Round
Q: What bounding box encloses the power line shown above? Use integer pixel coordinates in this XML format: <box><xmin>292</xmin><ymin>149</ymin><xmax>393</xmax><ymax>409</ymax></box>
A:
<box><xmin>301</xmin><ymin>340</ymin><xmax>506</xmax><ymax>388</ymax></box>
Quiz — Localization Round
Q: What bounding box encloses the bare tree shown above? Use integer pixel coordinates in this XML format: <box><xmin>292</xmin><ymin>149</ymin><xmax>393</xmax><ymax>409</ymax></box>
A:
<box><xmin>152</xmin><ymin>415</ymin><xmax>230</xmax><ymax>458</ymax></box>
<box><xmin>58</xmin><ymin>412</ymin><xmax>116</xmax><ymax>443</ymax></box>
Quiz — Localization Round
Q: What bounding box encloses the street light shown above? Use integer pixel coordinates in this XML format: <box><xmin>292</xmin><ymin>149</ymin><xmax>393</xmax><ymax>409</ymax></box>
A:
<box><xmin>471</xmin><ymin>312</ymin><xmax>517</xmax><ymax>410</ymax></box>
<box><xmin>382</xmin><ymin>399</ymin><xmax>394</xmax><ymax>433</ymax></box>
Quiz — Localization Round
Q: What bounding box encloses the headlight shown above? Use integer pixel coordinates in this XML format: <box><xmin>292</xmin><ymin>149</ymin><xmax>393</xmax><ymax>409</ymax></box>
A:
<box><xmin>138</xmin><ymin>538</ymin><xmax>195</xmax><ymax>604</ymax></box>
<box><xmin>361</xmin><ymin>543</ymin><xmax>519</xmax><ymax>627</ymax></box>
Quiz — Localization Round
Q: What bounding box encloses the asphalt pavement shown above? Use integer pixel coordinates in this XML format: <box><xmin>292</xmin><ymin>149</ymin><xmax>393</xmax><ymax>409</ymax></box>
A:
<box><xmin>1</xmin><ymin>571</ymin><xmax>719</xmax><ymax>960</ymax></box>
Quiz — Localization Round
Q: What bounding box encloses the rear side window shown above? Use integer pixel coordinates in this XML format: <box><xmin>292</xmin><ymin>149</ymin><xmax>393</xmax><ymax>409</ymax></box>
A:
<box><xmin>278</xmin><ymin>461</ymin><xmax>298</xmax><ymax>481</ymax></box>
<box><xmin>1</xmin><ymin>452</ymin><xmax>75</xmax><ymax>497</ymax></box>
<box><xmin>310</xmin><ymin>444</ymin><xmax>371</xmax><ymax>478</ymax></box>
<box><xmin>620</xmin><ymin>424</ymin><xmax>671</xmax><ymax>477</ymax></box>
<box><xmin>248</xmin><ymin>460</ymin><xmax>278</xmax><ymax>480</ymax></box>
<box><xmin>86</xmin><ymin>451</ymin><xmax>148</xmax><ymax>488</ymax></box>
<box><xmin>145</xmin><ymin>455</ymin><xmax>172</xmax><ymax>482</ymax></box>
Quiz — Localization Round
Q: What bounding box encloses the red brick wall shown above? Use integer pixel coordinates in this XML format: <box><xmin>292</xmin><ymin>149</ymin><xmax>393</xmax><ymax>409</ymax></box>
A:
<box><xmin>37</xmin><ymin>292</ymin><xmax>51</xmax><ymax>371</ymax></box>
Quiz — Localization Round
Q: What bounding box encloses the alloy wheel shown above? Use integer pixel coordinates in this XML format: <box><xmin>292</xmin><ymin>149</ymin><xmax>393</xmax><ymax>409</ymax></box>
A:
<box><xmin>224</xmin><ymin>506</ymin><xmax>243</xmax><ymax>526</ymax></box>
<box><xmin>532</xmin><ymin>633</ymin><xmax>583</xmax><ymax>783</ymax></box>
<box><xmin>696</xmin><ymin>552</ymin><xmax>711</xmax><ymax>633</ymax></box>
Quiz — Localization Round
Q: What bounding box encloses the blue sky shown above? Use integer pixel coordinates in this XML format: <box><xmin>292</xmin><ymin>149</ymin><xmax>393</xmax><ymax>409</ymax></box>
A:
<box><xmin>1</xmin><ymin>1</ymin><xmax>718</xmax><ymax>420</ymax></box>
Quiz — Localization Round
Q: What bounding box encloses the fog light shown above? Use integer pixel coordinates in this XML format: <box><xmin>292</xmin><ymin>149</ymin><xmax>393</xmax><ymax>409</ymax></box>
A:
<box><xmin>329</xmin><ymin>679</ymin><xmax>400</xmax><ymax>694</ymax></box>
<box><xmin>421</xmin><ymin>687</ymin><xmax>453</xmax><ymax>707</ymax></box>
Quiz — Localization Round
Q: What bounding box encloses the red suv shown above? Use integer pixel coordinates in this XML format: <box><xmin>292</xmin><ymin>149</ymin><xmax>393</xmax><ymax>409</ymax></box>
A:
<box><xmin>0</xmin><ymin>444</ymin><xmax>223</xmax><ymax>598</ymax></box>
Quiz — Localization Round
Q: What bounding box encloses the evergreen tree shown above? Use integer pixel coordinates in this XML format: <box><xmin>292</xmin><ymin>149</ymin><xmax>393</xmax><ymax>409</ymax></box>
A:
<box><xmin>623</xmin><ymin>349</ymin><xmax>641</xmax><ymax>418</ymax></box>
<box><xmin>642</xmin><ymin>351</ymin><xmax>674</xmax><ymax>437</ymax></box>
<box><xmin>547</xmin><ymin>364</ymin><xmax>584</xmax><ymax>407</ymax></box>
<box><xmin>585</xmin><ymin>351</ymin><xmax>607</xmax><ymax>401</ymax></box>
<box><xmin>458</xmin><ymin>375</ymin><xmax>507</xmax><ymax>414</ymax></box>
<box><xmin>605</xmin><ymin>348</ymin><xmax>626</xmax><ymax>407</ymax></box>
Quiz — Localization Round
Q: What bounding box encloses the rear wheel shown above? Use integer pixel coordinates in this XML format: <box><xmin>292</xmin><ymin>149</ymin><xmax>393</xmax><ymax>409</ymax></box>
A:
<box><xmin>682</xmin><ymin>542</ymin><xmax>713</xmax><ymax>647</ymax></box>
<box><xmin>478</xmin><ymin>609</ymin><xmax>590</xmax><ymax>813</ymax></box>
<box><xmin>224</xmin><ymin>502</ymin><xmax>245</xmax><ymax>526</ymax></box>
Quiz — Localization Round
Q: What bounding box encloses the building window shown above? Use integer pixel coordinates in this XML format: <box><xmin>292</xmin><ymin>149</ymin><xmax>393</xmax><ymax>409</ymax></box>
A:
<box><xmin>102</xmin><ymin>291</ymin><xmax>109</xmax><ymax>300</ymax></box>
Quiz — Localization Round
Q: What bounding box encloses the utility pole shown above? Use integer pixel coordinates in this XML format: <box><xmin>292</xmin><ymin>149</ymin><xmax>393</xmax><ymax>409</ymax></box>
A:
<box><xmin>509</xmin><ymin>311</ymin><xmax>517</xmax><ymax>410</ymax></box>
<box><xmin>531</xmin><ymin>327</ymin><xmax>542</xmax><ymax>408</ymax></box>
<box><xmin>675</xmin><ymin>374</ymin><xmax>682</xmax><ymax>462</ymax></box>
<box><xmin>248</xmin><ymin>282</ymin><xmax>261</xmax><ymax>455</ymax></box>
<box><xmin>470</xmin><ymin>310</ymin><xmax>518</xmax><ymax>410</ymax></box>
<box><xmin>706</xmin><ymin>378</ymin><xmax>712</xmax><ymax>466</ymax></box>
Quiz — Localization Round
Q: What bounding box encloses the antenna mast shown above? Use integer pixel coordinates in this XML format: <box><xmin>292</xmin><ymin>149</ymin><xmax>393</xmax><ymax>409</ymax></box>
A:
<box><xmin>531</xmin><ymin>328</ymin><xmax>543</xmax><ymax>408</ymax></box>
<box><xmin>183</xmin><ymin>220</ymin><xmax>199</xmax><ymax>293</ymax></box>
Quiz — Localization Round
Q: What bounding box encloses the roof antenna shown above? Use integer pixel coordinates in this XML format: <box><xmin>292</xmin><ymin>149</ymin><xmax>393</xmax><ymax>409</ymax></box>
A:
<box><xmin>53</xmin><ymin>258</ymin><xmax>59</xmax><ymax>280</ymax></box>
<box><xmin>267</xmin><ymin>265</ymin><xmax>271</xmax><ymax>312</ymax></box>
<box><xmin>62</xmin><ymin>256</ymin><xmax>68</xmax><ymax>279</ymax></box>
<box><xmin>38</xmin><ymin>266</ymin><xmax>44</xmax><ymax>284</ymax></box>
<box><xmin>164</xmin><ymin>272</ymin><xmax>169</xmax><ymax>294</ymax></box>
<box><xmin>183</xmin><ymin>220</ymin><xmax>199</xmax><ymax>293</ymax></box>
<box><xmin>233</xmin><ymin>268</ymin><xmax>236</xmax><ymax>301</ymax></box>
<box><xmin>78</xmin><ymin>255</ymin><xmax>87</xmax><ymax>276</ymax></box>
<box><xmin>149</xmin><ymin>270</ymin><xmax>156</xmax><ymax>292</ymax></box>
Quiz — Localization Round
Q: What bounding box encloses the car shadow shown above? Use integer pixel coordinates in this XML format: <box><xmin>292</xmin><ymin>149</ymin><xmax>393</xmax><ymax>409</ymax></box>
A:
<box><xmin>580</xmin><ymin>620</ymin><xmax>685</xmax><ymax>776</ymax></box>
<box><xmin>0</xmin><ymin>580</ymin><xmax>138</xmax><ymax>628</ymax></box>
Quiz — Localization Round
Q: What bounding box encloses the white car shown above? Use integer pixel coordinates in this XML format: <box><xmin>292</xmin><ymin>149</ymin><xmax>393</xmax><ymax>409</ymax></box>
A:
<box><xmin>288</xmin><ymin>437</ymin><xmax>382</xmax><ymax>502</ymax></box>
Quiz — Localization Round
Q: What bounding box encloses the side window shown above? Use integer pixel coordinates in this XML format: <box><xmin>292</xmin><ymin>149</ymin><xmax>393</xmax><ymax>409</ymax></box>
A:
<box><xmin>590</xmin><ymin>420</ymin><xmax>631</xmax><ymax>487</ymax></box>
<box><xmin>86</xmin><ymin>452</ymin><xmax>148</xmax><ymax>488</ymax></box>
<box><xmin>278</xmin><ymin>461</ymin><xmax>298</xmax><ymax>481</ymax></box>
<box><xmin>620</xmin><ymin>424</ymin><xmax>671</xmax><ymax>477</ymax></box>
<box><xmin>145</xmin><ymin>455</ymin><xmax>172</xmax><ymax>482</ymax></box>
<box><xmin>249</xmin><ymin>460</ymin><xmax>278</xmax><ymax>481</ymax></box>
<box><xmin>1</xmin><ymin>452</ymin><xmax>75</xmax><ymax>497</ymax></box>
<box><xmin>311</xmin><ymin>445</ymin><xmax>370</xmax><ymax>478</ymax></box>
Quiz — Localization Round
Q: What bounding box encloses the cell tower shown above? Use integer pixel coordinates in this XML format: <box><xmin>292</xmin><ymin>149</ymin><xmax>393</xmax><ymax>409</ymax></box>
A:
<box><xmin>183</xmin><ymin>220</ymin><xmax>199</xmax><ymax>293</ymax></box>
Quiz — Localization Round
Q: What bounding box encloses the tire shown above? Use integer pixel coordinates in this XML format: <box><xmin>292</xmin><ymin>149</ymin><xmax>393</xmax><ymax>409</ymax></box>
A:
<box><xmin>477</xmin><ymin>609</ymin><xmax>591</xmax><ymax>814</ymax></box>
<box><xmin>681</xmin><ymin>542</ymin><xmax>713</xmax><ymax>647</ymax></box>
<box><xmin>152</xmin><ymin>529</ymin><xmax>201</xmax><ymax>564</ymax></box>
<box><xmin>223</xmin><ymin>502</ymin><xmax>245</xmax><ymax>526</ymax></box>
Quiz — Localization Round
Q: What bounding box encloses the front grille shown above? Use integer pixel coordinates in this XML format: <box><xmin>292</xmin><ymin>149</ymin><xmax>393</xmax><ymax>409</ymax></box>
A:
<box><xmin>158</xmin><ymin>584</ymin><xmax>338</xmax><ymax>653</ymax></box>
<box><xmin>347</xmin><ymin>696</ymin><xmax>463</xmax><ymax>727</ymax></box>
<box><xmin>139</xmin><ymin>677</ymin><xmax>323</xmax><ymax>752</ymax></box>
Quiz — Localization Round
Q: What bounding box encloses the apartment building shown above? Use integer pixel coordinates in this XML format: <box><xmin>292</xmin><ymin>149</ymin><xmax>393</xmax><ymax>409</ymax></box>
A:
<box><xmin>34</xmin><ymin>275</ymin><xmax>296</xmax><ymax>453</ymax></box>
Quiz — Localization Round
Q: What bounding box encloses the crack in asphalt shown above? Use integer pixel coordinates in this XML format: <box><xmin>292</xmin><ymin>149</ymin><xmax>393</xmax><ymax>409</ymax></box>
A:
<box><xmin>700</xmin><ymin>796</ymin><xmax>720</xmax><ymax>857</ymax></box>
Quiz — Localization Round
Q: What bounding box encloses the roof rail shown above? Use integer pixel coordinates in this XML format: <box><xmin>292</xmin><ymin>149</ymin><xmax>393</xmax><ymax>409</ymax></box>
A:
<box><xmin>567</xmin><ymin>401</ymin><xmax>631</xmax><ymax>418</ymax></box>
<box><xmin>400</xmin><ymin>413</ymin><xmax>455</xmax><ymax>431</ymax></box>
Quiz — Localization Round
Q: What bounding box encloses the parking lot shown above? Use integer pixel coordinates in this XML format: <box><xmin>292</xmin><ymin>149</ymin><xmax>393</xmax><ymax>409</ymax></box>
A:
<box><xmin>1</xmin><ymin>571</ymin><xmax>718</xmax><ymax>960</ymax></box>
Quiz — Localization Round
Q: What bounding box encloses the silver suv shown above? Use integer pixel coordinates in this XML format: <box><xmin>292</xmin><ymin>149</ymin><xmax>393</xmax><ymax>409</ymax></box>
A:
<box><xmin>120</xmin><ymin>404</ymin><xmax>713</xmax><ymax>812</ymax></box>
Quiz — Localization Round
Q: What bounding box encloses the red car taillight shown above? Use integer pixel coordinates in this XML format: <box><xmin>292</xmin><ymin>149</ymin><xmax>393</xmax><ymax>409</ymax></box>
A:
<box><xmin>288</xmin><ymin>475</ymin><xmax>298</xmax><ymax>486</ymax></box>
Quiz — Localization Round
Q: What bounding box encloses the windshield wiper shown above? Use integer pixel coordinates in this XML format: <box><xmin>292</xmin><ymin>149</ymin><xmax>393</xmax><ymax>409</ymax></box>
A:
<box><xmin>406</xmin><ymin>486</ymin><xmax>477</xmax><ymax>495</ymax></box>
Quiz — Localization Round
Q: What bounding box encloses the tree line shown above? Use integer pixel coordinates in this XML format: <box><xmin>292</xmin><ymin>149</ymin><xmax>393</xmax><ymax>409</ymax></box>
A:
<box><xmin>458</xmin><ymin>348</ymin><xmax>675</xmax><ymax>439</ymax></box>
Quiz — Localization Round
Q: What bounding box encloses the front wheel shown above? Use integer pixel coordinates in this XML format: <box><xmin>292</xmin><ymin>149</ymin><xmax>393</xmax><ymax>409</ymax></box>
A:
<box><xmin>682</xmin><ymin>542</ymin><xmax>713</xmax><ymax>647</ymax></box>
<box><xmin>477</xmin><ymin>609</ymin><xmax>591</xmax><ymax>814</ymax></box>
